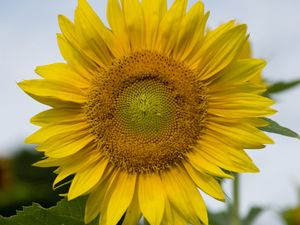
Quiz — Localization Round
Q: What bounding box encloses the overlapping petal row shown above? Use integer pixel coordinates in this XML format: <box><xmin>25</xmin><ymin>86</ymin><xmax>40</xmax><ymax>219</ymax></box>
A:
<box><xmin>19</xmin><ymin>0</ymin><xmax>275</xmax><ymax>224</ymax></box>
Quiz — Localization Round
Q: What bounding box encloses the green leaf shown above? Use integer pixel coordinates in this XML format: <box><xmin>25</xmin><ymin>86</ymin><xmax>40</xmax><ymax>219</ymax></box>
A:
<box><xmin>266</xmin><ymin>79</ymin><xmax>300</xmax><ymax>95</ymax></box>
<box><xmin>208</xmin><ymin>211</ymin><xmax>229</xmax><ymax>225</ymax></box>
<box><xmin>0</xmin><ymin>217</ymin><xmax>6</xmax><ymax>225</ymax></box>
<box><xmin>0</xmin><ymin>197</ymin><xmax>97</xmax><ymax>225</ymax></box>
<box><xmin>242</xmin><ymin>207</ymin><xmax>264</xmax><ymax>225</ymax></box>
<box><xmin>0</xmin><ymin>197</ymin><xmax>128</xmax><ymax>225</ymax></box>
<box><xmin>260</xmin><ymin>118</ymin><xmax>300</xmax><ymax>139</ymax></box>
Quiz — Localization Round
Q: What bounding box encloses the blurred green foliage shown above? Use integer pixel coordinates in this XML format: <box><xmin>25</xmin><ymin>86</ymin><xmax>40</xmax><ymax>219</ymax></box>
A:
<box><xmin>0</xmin><ymin>148</ymin><xmax>63</xmax><ymax>217</ymax></box>
<box><xmin>282</xmin><ymin>188</ymin><xmax>300</xmax><ymax>225</ymax></box>
<box><xmin>283</xmin><ymin>206</ymin><xmax>300</xmax><ymax>225</ymax></box>
<box><xmin>208</xmin><ymin>206</ymin><xmax>263</xmax><ymax>225</ymax></box>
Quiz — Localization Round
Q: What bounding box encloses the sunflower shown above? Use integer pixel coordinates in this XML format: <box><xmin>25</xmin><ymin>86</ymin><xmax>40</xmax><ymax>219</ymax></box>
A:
<box><xmin>19</xmin><ymin>0</ymin><xmax>276</xmax><ymax>224</ymax></box>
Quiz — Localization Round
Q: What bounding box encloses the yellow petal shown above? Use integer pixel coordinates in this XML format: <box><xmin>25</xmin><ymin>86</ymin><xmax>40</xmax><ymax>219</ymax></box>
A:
<box><xmin>107</xmin><ymin>0</ymin><xmax>130</xmax><ymax>54</ymax></box>
<box><xmin>123</xmin><ymin>0</ymin><xmax>145</xmax><ymax>51</ymax></box>
<box><xmin>182</xmin><ymin>179</ymin><xmax>208</xmax><ymax>225</ymax></box>
<box><xmin>209</xmin><ymin>83</ymin><xmax>267</xmax><ymax>96</ymax></box>
<box><xmin>53</xmin><ymin>147</ymin><xmax>101</xmax><ymax>187</ymax></box>
<box><xmin>206</xmin><ymin>122</ymin><xmax>274</xmax><ymax>149</ymax></box>
<box><xmin>35</xmin><ymin>63</ymin><xmax>90</xmax><ymax>88</ymax></box>
<box><xmin>172</xmin><ymin>210</ymin><xmax>188</xmax><ymax>225</ymax></box>
<box><xmin>18</xmin><ymin>79</ymin><xmax>86</xmax><ymax>104</ymax></box>
<box><xmin>208</xmin><ymin>93</ymin><xmax>274</xmax><ymax>107</ymax></box>
<box><xmin>85</xmin><ymin>168</ymin><xmax>117</xmax><ymax>224</ymax></box>
<box><xmin>197</xmin><ymin>25</ymin><xmax>248</xmax><ymax>80</ymax></box>
<box><xmin>38</xmin><ymin>131</ymin><xmax>94</xmax><ymax>158</ymax></box>
<box><xmin>239</xmin><ymin>39</ymin><xmax>252</xmax><ymax>59</ymax></box>
<box><xmin>184</xmin><ymin>162</ymin><xmax>225</xmax><ymax>201</ymax></box>
<box><xmin>57</xmin><ymin>34</ymin><xmax>98</xmax><ymax>76</ymax></box>
<box><xmin>162</xmin><ymin>167</ymin><xmax>207</xmax><ymax>225</ymax></box>
<box><xmin>197</xmin><ymin>137</ymin><xmax>259</xmax><ymax>172</ymax></box>
<box><xmin>141</xmin><ymin>0</ymin><xmax>167</xmax><ymax>49</ymax></box>
<box><xmin>34</xmin><ymin>143</ymin><xmax>97</xmax><ymax>168</ymax></box>
<box><xmin>58</xmin><ymin>15</ymin><xmax>105</xmax><ymax>68</ymax></box>
<box><xmin>75</xmin><ymin>0</ymin><xmax>124</xmax><ymax>67</ymax></box>
<box><xmin>138</xmin><ymin>174</ymin><xmax>165</xmax><ymax>225</ymax></box>
<box><xmin>78</xmin><ymin>0</ymin><xmax>123</xmax><ymax>58</ymax></box>
<box><xmin>208</xmin><ymin>107</ymin><xmax>276</xmax><ymax>119</ymax></box>
<box><xmin>33</xmin><ymin>157</ymin><xmax>64</xmax><ymax>168</ymax></box>
<box><xmin>20</xmin><ymin>90</ymin><xmax>79</xmax><ymax>108</ymax></box>
<box><xmin>173</xmin><ymin>2</ymin><xmax>206</xmax><ymax>61</ymax></box>
<box><xmin>208</xmin><ymin>93</ymin><xmax>276</xmax><ymax>118</ymax></box>
<box><xmin>203</xmin><ymin>20</ymin><xmax>236</xmax><ymax>51</ymax></box>
<box><xmin>182</xmin><ymin>12</ymin><xmax>210</xmax><ymax>65</ymax></box>
<box><xmin>187</xmin><ymin>20</ymin><xmax>235</xmax><ymax>67</ymax></box>
<box><xmin>25</xmin><ymin>121</ymin><xmax>89</xmax><ymax>144</ymax></box>
<box><xmin>250</xmin><ymin>118</ymin><xmax>270</xmax><ymax>127</ymax></box>
<box><xmin>160</xmin><ymin>198</ymin><xmax>175</xmax><ymax>225</ymax></box>
<box><xmin>188</xmin><ymin>149</ymin><xmax>233</xmax><ymax>178</ymax></box>
<box><xmin>155</xmin><ymin>0</ymin><xmax>187</xmax><ymax>55</ymax></box>
<box><xmin>211</xmin><ymin>59</ymin><xmax>266</xmax><ymax>86</ymax></box>
<box><xmin>122</xmin><ymin>189</ymin><xmax>141</xmax><ymax>225</ymax></box>
<box><xmin>68</xmin><ymin>158</ymin><xmax>108</xmax><ymax>200</ymax></box>
<box><xmin>85</xmin><ymin>178</ymin><xmax>109</xmax><ymax>223</ymax></box>
<box><xmin>238</xmin><ymin>41</ymin><xmax>267</xmax><ymax>86</ymax></box>
<box><xmin>101</xmin><ymin>171</ymin><xmax>137</xmax><ymax>225</ymax></box>
<box><xmin>30</xmin><ymin>108</ymin><xmax>84</xmax><ymax>126</ymax></box>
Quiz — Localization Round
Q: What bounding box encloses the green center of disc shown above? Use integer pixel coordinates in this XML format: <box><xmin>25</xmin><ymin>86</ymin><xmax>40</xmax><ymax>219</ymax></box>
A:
<box><xmin>116</xmin><ymin>79</ymin><xmax>175</xmax><ymax>139</ymax></box>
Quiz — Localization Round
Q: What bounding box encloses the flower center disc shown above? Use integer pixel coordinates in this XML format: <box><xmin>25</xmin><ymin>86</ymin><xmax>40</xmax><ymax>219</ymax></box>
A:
<box><xmin>86</xmin><ymin>51</ymin><xmax>207</xmax><ymax>173</ymax></box>
<box><xmin>116</xmin><ymin>78</ymin><xmax>175</xmax><ymax>140</ymax></box>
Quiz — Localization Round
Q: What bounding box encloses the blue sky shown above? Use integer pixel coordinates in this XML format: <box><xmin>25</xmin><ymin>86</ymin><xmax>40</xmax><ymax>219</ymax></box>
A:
<box><xmin>0</xmin><ymin>0</ymin><xmax>300</xmax><ymax>224</ymax></box>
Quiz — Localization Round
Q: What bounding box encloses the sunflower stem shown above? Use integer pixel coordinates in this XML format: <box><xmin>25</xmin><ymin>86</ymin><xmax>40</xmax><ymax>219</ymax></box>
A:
<box><xmin>231</xmin><ymin>173</ymin><xmax>241</xmax><ymax>225</ymax></box>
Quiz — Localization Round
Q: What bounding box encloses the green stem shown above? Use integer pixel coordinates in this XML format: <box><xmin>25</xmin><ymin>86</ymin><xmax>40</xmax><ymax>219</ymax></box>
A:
<box><xmin>231</xmin><ymin>173</ymin><xmax>241</xmax><ymax>225</ymax></box>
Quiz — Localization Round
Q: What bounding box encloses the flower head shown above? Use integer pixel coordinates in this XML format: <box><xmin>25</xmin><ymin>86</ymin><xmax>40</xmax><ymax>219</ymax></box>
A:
<box><xmin>19</xmin><ymin>0</ymin><xmax>275</xmax><ymax>224</ymax></box>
